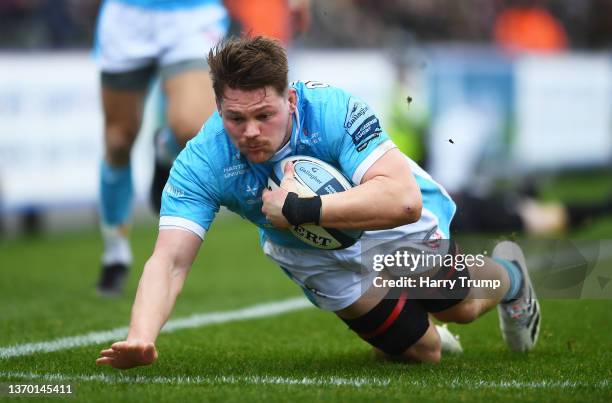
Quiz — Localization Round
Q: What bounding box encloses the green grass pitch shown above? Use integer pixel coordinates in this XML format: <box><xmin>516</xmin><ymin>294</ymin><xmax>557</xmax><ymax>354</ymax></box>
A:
<box><xmin>1</xmin><ymin>214</ymin><xmax>611</xmax><ymax>402</ymax></box>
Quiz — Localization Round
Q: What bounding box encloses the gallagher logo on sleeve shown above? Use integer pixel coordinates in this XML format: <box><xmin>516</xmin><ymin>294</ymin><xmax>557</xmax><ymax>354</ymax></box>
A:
<box><xmin>344</xmin><ymin>97</ymin><xmax>382</xmax><ymax>152</ymax></box>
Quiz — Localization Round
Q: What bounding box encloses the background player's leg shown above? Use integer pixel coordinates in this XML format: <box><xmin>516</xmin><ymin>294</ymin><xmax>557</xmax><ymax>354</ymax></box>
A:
<box><xmin>151</xmin><ymin>67</ymin><xmax>217</xmax><ymax>214</ymax></box>
<box><xmin>102</xmin><ymin>87</ymin><xmax>146</xmax><ymax>166</ymax></box>
<box><xmin>98</xmin><ymin>85</ymin><xmax>147</xmax><ymax>296</ymax></box>
<box><xmin>163</xmin><ymin>69</ymin><xmax>216</xmax><ymax>147</ymax></box>
<box><xmin>148</xmin><ymin>0</ymin><xmax>228</xmax><ymax>212</ymax></box>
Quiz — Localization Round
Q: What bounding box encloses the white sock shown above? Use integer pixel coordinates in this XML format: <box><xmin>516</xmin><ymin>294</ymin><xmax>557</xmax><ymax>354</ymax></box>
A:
<box><xmin>101</xmin><ymin>224</ymin><xmax>132</xmax><ymax>266</ymax></box>
<box><xmin>436</xmin><ymin>324</ymin><xmax>463</xmax><ymax>354</ymax></box>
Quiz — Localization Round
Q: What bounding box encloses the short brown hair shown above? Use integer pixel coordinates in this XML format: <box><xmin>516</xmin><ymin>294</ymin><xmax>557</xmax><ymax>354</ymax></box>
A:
<box><xmin>207</xmin><ymin>36</ymin><xmax>289</xmax><ymax>100</ymax></box>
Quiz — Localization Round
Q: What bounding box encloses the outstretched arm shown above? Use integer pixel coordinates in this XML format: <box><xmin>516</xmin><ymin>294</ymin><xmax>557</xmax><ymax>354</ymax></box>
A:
<box><xmin>96</xmin><ymin>229</ymin><xmax>202</xmax><ymax>369</ymax></box>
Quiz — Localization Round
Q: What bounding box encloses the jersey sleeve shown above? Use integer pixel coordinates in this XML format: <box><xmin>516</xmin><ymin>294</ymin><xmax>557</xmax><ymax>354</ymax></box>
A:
<box><xmin>323</xmin><ymin>89</ymin><xmax>397</xmax><ymax>185</ymax></box>
<box><xmin>159</xmin><ymin>142</ymin><xmax>221</xmax><ymax>240</ymax></box>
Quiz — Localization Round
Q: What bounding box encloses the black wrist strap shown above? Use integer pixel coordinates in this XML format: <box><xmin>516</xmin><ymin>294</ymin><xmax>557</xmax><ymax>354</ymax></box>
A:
<box><xmin>282</xmin><ymin>192</ymin><xmax>322</xmax><ymax>226</ymax></box>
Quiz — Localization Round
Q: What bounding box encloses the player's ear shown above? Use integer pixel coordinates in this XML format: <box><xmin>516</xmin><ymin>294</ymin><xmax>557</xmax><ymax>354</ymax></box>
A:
<box><xmin>288</xmin><ymin>89</ymin><xmax>297</xmax><ymax>113</ymax></box>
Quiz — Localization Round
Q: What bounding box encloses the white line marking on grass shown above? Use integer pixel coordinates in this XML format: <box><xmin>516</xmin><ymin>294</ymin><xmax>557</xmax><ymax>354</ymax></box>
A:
<box><xmin>1</xmin><ymin>371</ymin><xmax>609</xmax><ymax>390</ymax></box>
<box><xmin>0</xmin><ymin>371</ymin><xmax>389</xmax><ymax>388</ymax></box>
<box><xmin>437</xmin><ymin>379</ymin><xmax>611</xmax><ymax>389</ymax></box>
<box><xmin>0</xmin><ymin>297</ymin><xmax>312</xmax><ymax>360</ymax></box>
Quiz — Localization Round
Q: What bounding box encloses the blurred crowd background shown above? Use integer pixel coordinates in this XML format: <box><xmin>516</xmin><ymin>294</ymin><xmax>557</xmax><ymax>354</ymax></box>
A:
<box><xmin>1</xmin><ymin>0</ymin><xmax>611</xmax><ymax>50</ymax></box>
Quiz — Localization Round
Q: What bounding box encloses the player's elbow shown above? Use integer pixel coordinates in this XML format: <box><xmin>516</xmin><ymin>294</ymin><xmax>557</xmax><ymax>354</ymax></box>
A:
<box><xmin>368</xmin><ymin>178</ymin><xmax>422</xmax><ymax>228</ymax></box>
<box><xmin>378</xmin><ymin>186</ymin><xmax>421</xmax><ymax>228</ymax></box>
<box><xmin>398</xmin><ymin>190</ymin><xmax>422</xmax><ymax>225</ymax></box>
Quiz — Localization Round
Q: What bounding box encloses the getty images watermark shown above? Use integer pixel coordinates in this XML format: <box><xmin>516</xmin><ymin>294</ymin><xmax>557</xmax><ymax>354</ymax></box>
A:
<box><xmin>359</xmin><ymin>238</ymin><xmax>612</xmax><ymax>300</ymax></box>
<box><xmin>371</xmin><ymin>248</ymin><xmax>496</xmax><ymax>290</ymax></box>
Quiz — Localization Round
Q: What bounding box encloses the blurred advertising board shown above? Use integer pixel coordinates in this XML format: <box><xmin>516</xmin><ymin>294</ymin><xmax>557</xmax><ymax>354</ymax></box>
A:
<box><xmin>427</xmin><ymin>47</ymin><xmax>612</xmax><ymax>189</ymax></box>
<box><xmin>0</xmin><ymin>52</ymin><xmax>156</xmax><ymax>214</ymax></box>
<box><xmin>514</xmin><ymin>55</ymin><xmax>612</xmax><ymax>170</ymax></box>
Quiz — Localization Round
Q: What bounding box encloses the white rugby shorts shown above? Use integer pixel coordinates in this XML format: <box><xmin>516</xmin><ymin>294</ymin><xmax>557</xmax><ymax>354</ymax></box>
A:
<box><xmin>95</xmin><ymin>0</ymin><xmax>227</xmax><ymax>73</ymax></box>
<box><xmin>263</xmin><ymin>225</ymin><xmax>447</xmax><ymax>312</ymax></box>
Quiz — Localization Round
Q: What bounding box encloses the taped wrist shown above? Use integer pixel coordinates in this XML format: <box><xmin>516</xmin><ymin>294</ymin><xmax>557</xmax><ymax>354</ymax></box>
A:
<box><xmin>282</xmin><ymin>192</ymin><xmax>321</xmax><ymax>225</ymax></box>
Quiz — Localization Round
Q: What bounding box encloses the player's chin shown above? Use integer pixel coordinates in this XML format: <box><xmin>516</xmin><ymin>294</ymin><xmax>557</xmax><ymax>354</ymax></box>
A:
<box><xmin>245</xmin><ymin>149</ymin><xmax>273</xmax><ymax>163</ymax></box>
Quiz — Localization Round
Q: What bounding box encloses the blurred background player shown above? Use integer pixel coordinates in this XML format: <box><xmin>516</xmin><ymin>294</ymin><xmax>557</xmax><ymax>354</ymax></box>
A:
<box><xmin>376</xmin><ymin>0</ymin><xmax>611</xmax><ymax>237</ymax></box>
<box><xmin>224</xmin><ymin>0</ymin><xmax>311</xmax><ymax>44</ymax></box>
<box><xmin>493</xmin><ymin>0</ymin><xmax>568</xmax><ymax>53</ymax></box>
<box><xmin>149</xmin><ymin>0</ymin><xmax>312</xmax><ymax>214</ymax></box>
<box><xmin>95</xmin><ymin>0</ymin><xmax>229</xmax><ymax>296</ymax></box>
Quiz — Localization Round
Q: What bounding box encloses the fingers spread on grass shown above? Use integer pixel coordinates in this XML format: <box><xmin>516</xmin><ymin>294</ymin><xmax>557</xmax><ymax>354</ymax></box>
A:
<box><xmin>111</xmin><ymin>340</ymin><xmax>128</xmax><ymax>350</ymax></box>
<box><xmin>99</xmin><ymin>348</ymin><xmax>118</xmax><ymax>357</ymax></box>
<box><xmin>95</xmin><ymin>357</ymin><xmax>113</xmax><ymax>366</ymax></box>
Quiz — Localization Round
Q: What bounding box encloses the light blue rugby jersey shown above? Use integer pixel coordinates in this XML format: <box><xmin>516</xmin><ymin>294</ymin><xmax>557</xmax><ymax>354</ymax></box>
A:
<box><xmin>106</xmin><ymin>0</ymin><xmax>220</xmax><ymax>10</ymax></box>
<box><xmin>160</xmin><ymin>81</ymin><xmax>456</xmax><ymax>249</ymax></box>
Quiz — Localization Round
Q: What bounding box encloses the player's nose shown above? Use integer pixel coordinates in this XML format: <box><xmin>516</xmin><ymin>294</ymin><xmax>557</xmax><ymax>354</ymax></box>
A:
<box><xmin>243</xmin><ymin>120</ymin><xmax>260</xmax><ymax>138</ymax></box>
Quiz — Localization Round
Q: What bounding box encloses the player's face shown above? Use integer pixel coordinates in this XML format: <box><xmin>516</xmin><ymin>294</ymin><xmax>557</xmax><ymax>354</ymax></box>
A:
<box><xmin>219</xmin><ymin>86</ymin><xmax>297</xmax><ymax>163</ymax></box>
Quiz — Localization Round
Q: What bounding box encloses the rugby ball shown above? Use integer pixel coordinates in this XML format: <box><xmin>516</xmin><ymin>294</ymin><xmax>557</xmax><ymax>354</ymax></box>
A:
<box><xmin>268</xmin><ymin>155</ymin><xmax>363</xmax><ymax>250</ymax></box>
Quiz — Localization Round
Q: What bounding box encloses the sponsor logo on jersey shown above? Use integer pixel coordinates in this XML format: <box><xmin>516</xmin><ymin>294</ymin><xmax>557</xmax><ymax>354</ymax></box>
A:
<box><xmin>163</xmin><ymin>183</ymin><xmax>185</xmax><ymax>198</ymax></box>
<box><xmin>245</xmin><ymin>184</ymin><xmax>259</xmax><ymax>197</ymax></box>
<box><xmin>344</xmin><ymin>97</ymin><xmax>382</xmax><ymax>152</ymax></box>
<box><xmin>223</xmin><ymin>162</ymin><xmax>247</xmax><ymax>178</ymax></box>
<box><xmin>344</xmin><ymin>98</ymin><xmax>370</xmax><ymax>131</ymax></box>
<box><xmin>353</xmin><ymin>116</ymin><xmax>381</xmax><ymax>152</ymax></box>
<box><xmin>243</xmin><ymin>182</ymin><xmax>262</xmax><ymax>205</ymax></box>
